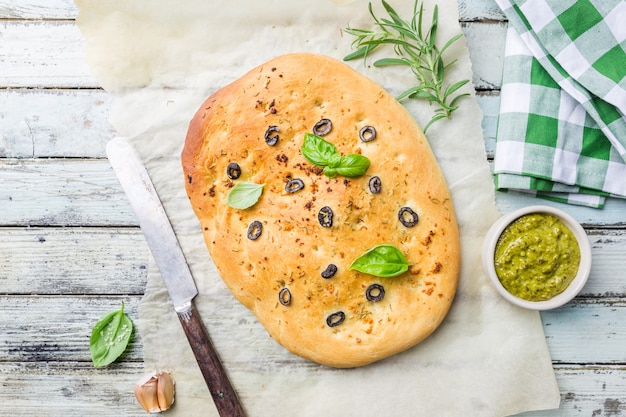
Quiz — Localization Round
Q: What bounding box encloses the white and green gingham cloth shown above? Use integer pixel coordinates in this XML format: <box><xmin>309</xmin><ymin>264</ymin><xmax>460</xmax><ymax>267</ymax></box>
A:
<box><xmin>493</xmin><ymin>0</ymin><xmax>626</xmax><ymax>208</ymax></box>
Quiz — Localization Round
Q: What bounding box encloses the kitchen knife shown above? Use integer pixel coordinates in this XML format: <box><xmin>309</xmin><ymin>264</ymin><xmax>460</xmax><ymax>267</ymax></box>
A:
<box><xmin>106</xmin><ymin>137</ymin><xmax>246</xmax><ymax>417</ymax></box>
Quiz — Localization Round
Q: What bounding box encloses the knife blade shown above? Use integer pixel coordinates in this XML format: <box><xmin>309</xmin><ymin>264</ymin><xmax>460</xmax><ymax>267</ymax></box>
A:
<box><xmin>106</xmin><ymin>137</ymin><xmax>246</xmax><ymax>417</ymax></box>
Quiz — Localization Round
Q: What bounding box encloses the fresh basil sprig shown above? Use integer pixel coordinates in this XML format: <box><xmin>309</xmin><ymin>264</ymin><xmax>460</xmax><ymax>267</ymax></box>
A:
<box><xmin>301</xmin><ymin>132</ymin><xmax>339</xmax><ymax>166</ymax></box>
<box><xmin>226</xmin><ymin>181</ymin><xmax>265</xmax><ymax>209</ymax></box>
<box><xmin>344</xmin><ymin>0</ymin><xmax>470</xmax><ymax>133</ymax></box>
<box><xmin>349</xmin><ymin>244</ymin><xmax>410</xmax><ymax>277</ymax></box>
<box><xmin>301</xmin><ymin>133</ymin><xmax>370</xmax><ymax>178</ymax></box>
<box><xmin>89</xmin><ymin>302</ymin><xmax>133</xmax><ymax>368</ymax></box>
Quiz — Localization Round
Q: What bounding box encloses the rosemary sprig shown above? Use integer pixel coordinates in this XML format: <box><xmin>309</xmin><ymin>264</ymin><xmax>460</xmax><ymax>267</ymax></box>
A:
<box><xmin>344</xmin><ymin>0</ymin><xmax>469</xmax><ymax>133</ymax></box>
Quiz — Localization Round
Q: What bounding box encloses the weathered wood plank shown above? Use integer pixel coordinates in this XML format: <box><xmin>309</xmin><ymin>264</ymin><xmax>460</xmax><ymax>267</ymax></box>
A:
<box><xmin>0</xmin><ymin>159</ymin><xmax>136</xmax><ymax>227</ymax></box>
<box><xmin>0</xmin><ymin>0</ymin><xmax>77</xmax><ymax>19</ymax></box>
<box><xmin>0</xmin><ymin>86</ymin><xmax>498</xmax><ymax>159</ymax></box>
<box><xmin>0</xmin><ymin>295</ymin><xmax>144</xmax><ymax>362</ymax></box>
<box><xmin>0</xmin><ymin>227</ymin><xmax>148</xmax><ymax>294</ymax></box>
<box><xmin>0</xmin><ymin>0</ymin><xmax>506</xmax><ymax>22</ymax></box>
<box><xmin>0</xmin><ymin>361</ymin><xmax>150</xmax><ymax>417</ymax></box>
<box><xmin>0</xmin><ymin>20</ymin><xmax>97</xmax><ymax>88</ymax></box>
<box><xmin>542</xmin><ymin>300</ymin><xmax>626</xmax><ymax>365</ymax></box>
<box><xmin>457</xmin><ymin>0</ymin><xmax>506</xmax><ymax>22</ymax></box>
<box><xmin>0</xmin><ymin>226</ymin><xmax>623</xmax><ymax>297</ymax></box>
<box><xmin>0</xmin><ymin>360</ymin><xmax>624</xmax><ymax>416</ymax></box>
<box><xmin>2</xmin><ymin>156</ymin><xmax>626</xmax><ymax>229</ymax></box>
<box><xmin>1</xmin><ymin>289</ymin><xmax>625</xmax><ymax>365</ymax></box>
<box><xmin>477</xmin><ymin>92</ymin><xmax>499</xmax><ymax>157</ymax></box>
<box><xmin>494</xmin><ymin>190</ymin><xmax>626</xmax><ymax>228</ymax></box>
<box><xmin>461</xmin><ymin>20</ymin><xmax>507</xmax><ymax>90</ymax></box>
<box><xmin>2</xmin><ymin>294</ymin><xmax>626</xmax><ymax>417</ymax></box>
<box><xmin>584</xmin><ymin>230</ymin><xmax>626</xmax><ymax>297</ymax></box>
<box><xmin>0</xmin><ymin>19</ymin><xmax>506</xmax><ymax>91</ymax></box>
<box><xmin>0</xmin><ymin>88</ymin><xmax>116</xmax><ymax>158</ymax></box>
<box><xmin>520</xmin><ymin>365</ymin><xmax>626</xmax><ymax>417</ymax></box>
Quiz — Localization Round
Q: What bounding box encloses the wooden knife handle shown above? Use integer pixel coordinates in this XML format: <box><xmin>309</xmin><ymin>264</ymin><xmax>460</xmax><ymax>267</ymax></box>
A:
<box><xmin>178</xmin><ymin>303</ymin><xmax>247</xmax><ymax>417</ymax></box>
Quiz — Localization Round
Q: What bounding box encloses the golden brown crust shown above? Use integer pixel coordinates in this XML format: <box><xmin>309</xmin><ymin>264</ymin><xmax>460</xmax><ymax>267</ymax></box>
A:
<box><xmin>182</xmin><ymin>53</ymin><xmax>460</xmax><ymax>368</ymax></box>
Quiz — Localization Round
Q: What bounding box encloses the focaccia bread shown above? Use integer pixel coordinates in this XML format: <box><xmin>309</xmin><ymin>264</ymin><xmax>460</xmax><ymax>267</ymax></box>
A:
<box><xmin>182</xmin><ymin>53</ymin><xmax>460</xmax><ymax>368</ymax></box>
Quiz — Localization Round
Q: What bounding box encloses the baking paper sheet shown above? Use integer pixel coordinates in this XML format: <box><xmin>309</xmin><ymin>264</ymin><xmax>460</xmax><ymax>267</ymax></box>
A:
<box><xmin>74</xmin><ymin>0</ymin><xmax>561</xmax><ymax>415</ymax></box>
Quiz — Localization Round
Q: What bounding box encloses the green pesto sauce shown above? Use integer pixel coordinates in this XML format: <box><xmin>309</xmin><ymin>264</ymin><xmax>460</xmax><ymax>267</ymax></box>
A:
<box><xmin>494</xmin><ymin>213</ymin><xmax>581</xmax><ymax>302</ymax></box>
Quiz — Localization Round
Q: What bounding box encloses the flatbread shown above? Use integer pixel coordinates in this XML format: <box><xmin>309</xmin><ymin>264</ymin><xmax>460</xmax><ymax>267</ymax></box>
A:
<box><xmin>182</xmin><ymin>53</ymin><xmax>460</xmax><ymax>368</ymax></box>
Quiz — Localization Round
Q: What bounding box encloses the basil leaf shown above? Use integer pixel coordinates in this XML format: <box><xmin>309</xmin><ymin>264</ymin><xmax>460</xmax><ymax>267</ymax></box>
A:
<box><xmin>301</xmin><ymin>133</ymin><xmax>338</xmax><ymax>167</ymax></box>
<box><xmin>349</xmin><ymin>244</ymin><xmax>409</xmax><ymax>277</ymax></box>
<box><xmin>335</xmin><ymin>154</ymin><xmax>371</xmax><ymax>177</ymax></box>
<box><xmin>301</xmin><ymin>133</ymin><xmax>371</xmax><ymax>179</ymax></box>
<box><xmin>327</xmin><ymin>152</ymin><xmax>343</xmax><ymax>169</ymax></box>
<box><xmin>323</xmin><ymin>166</ymin><xmax>338</xmax><ymax>178</ymax></box>
<box><xmin>323</xmin><ymin>152</ymin><xmax>343</xmax><ymax>178</ymax></box>
<box><xmin>226</xmin><ymin>181</ymin><xmax>265</xmax><ymax>209</ymax></box>
<box><xmin>90</xmin><ymin>302</ymin><xmax>133</xmax><ymax>368</ymax></box>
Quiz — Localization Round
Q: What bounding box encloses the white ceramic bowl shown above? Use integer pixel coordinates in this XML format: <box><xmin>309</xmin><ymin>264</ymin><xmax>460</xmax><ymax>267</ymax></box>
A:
<box><xmin>482</xmin><ymin>205</ymin><xmax>592</xmax><ymax>310</ymax></box>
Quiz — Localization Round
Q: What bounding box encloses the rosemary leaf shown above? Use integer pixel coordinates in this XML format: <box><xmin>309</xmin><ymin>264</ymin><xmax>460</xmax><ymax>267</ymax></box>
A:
<box><xmin>373</xmin><ymin>57</ymin><xmax>411</xmax><ymax>67</ymax></box>
<box><xmin>344</xmin><ymin>0</ymin><xmax>469</xmax><ymax>133</ymax></box>
<box><xmin>396</xmin><ymin>86</ymin><xmax>421</xmax><ymax>101</ymax></box>
<box><xmin>344</xmin><ymin>46</ymin><xmax>369</xmax><ymax>61</ymax></box>
<box><xmin>445</xmin><ymin>79</ymin><xmax>470</xmax><ymax>99</ymax></box>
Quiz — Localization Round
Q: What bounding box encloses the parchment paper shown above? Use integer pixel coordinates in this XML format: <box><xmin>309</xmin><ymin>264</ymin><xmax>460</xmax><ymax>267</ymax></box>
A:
<box><xmin>74</xmin><ymin>0</ymin><xmax>561</xmax><ymax>415</ymax></box>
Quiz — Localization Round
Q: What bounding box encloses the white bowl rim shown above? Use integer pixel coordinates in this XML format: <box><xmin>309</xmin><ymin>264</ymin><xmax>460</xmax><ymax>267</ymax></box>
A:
<box><xmin>482</xmin><ymin>205</ymin><xmax>592</xmax><ymax>311</ymax></box>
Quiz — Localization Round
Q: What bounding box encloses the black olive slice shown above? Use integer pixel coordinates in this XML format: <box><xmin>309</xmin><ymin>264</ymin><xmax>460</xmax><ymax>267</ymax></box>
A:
<box><xmin>321</xmin><ymin>264</ymin><xmax>338</xmax><ymax>279</ymax></box>
<box><xmin>265</xmin><ymin>125</ymin><xmax>279</xmax><ymax>146</ymax></box>
<box><xmin>398</xmin><ymin>207</ymin><xmax>419</xmax><ymax>227</ymax></box>
<box><xmin>226</xmin><ymin>162</ymin><xmax>241</xmax><ymax>180</ymax></box>
<box><xmin>318</xmin><ymin>206</ymin><xmax>334</xmax><ymax>228</ymax></box>
<box><xmin>285</xmin><ymin>178</ymin><xmax>305</xmax><ymax>193</ymax></box>
<box><xmin>359</xmin><ymin>125</ymin><xmax>377</xmax><ymax>142</ymax></box>
<box><xmin>326</xmin><ymin>311</ymin><xmax>345</xmax><ymax>327</ymax></box>
<box><xmin>366</xmin><ymin>284</ymin><xmax>385</xmax><ymax>302</ymax></box>
<box><xmin>279</xmin><ymin>288</ymin><xmax>291</xmax><ymax>306</ymax></box>
<box><xmin>247</xmin><ymin>220</ymin><xmax>263</xmax><ymax>240</ymax></box>
<box><xmin>369</xmin><ymin>176</ymin><xmax>382</xmax><ymax>194</ymax></box>
<box><xmin>312</xmin><ymin>118</ymin><xmax>332</xmax><ymax>136</ymax></box>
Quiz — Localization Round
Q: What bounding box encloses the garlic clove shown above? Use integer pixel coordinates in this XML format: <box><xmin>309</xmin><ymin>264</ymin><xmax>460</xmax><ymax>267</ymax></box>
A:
<box><xmin>134</xmin><ymin>377</ymin><xmax>159</xmax><ymax>413</ymax></box>
<box><xmin>134</xmin><ymin>371</ymin><xmax>175</xmax><ymax>413</ymax></box>
<box><xmin>156</xmin><ymin>371</ymin><xmax>175</xmax><ymax>411</ymax></box>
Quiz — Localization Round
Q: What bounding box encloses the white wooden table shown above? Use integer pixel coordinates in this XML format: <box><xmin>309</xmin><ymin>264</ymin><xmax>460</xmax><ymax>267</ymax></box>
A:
<box><xmin>1</xmin><ymin>1</ymin><xmax>625</xmax><ymax>415</ymax></box>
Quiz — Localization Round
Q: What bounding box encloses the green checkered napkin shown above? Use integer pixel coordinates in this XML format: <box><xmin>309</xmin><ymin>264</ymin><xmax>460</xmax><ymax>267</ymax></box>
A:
<box><xmin>493</xmin><ymin>0</ymin><xmax>626</xmax><ymax>208</ymax></box>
